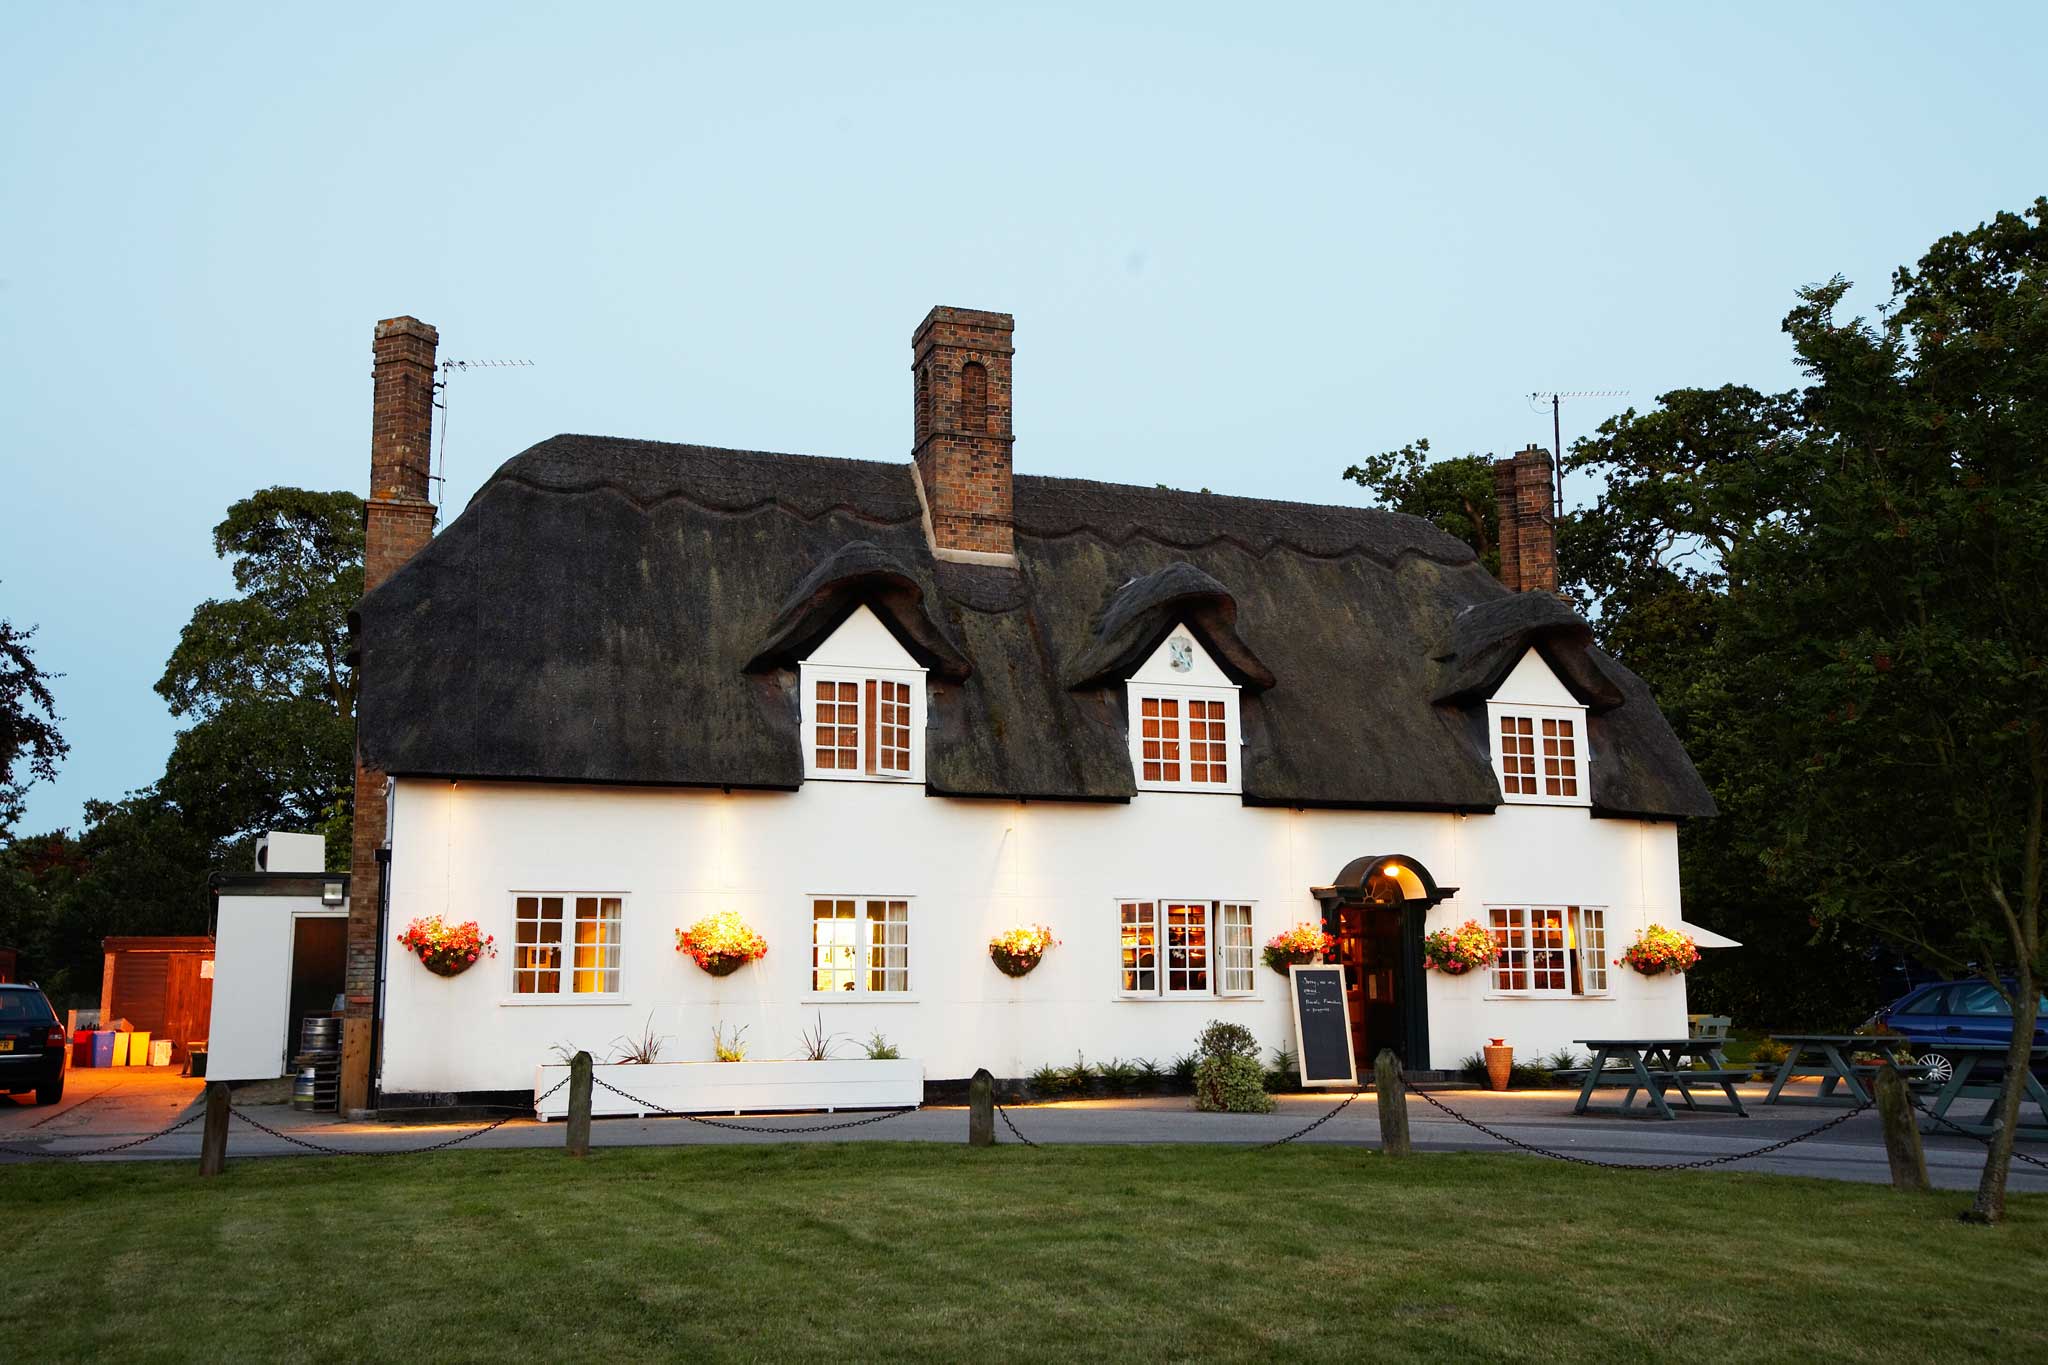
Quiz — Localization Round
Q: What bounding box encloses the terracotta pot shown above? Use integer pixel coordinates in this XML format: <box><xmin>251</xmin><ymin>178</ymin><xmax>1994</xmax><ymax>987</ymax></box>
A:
<box><xmin>1484</xmin><ymin>1039</ymin><xmax>1514</xmax><ymax>1092</ymax></box>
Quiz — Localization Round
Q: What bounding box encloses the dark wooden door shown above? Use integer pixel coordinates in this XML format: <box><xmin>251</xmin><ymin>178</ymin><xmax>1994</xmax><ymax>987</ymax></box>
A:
<box><xmin>1334</xmin><ymin>906</ymin><xmax>1404</xmax><ymax>1075</ymax></box>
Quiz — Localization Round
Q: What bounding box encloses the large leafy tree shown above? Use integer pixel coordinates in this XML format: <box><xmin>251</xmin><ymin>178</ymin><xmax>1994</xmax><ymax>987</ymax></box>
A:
<box><xmin>1733</xmin><ymin>200</ymin><xmax>2048</xmax><ymax>1222</ymax></box>
<box><xmin>155</xmin><ymin>488</ymin><xmax>362</xmax><ymax>856</ymax></box>
<box><xmin>0</xmin><ymin>602</ymin><xmax>68</xmax><ymax>834</ymax></box>
<box><xmin>1343</xmin><ymin>440</ymin><xmax>1500</xmax><ymax>574</ymax></box>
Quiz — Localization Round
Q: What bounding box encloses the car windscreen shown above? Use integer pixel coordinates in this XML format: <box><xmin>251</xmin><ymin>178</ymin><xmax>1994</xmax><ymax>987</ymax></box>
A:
<box><xmin>0</xmin><ymin>991</ymin><xmax>56</xmax><ymax>1025</ymax></box>
<box><xmin>1895</xmin><ymin>987</ymin><xmax>1951</xmax><ymax>1015</ymax></box>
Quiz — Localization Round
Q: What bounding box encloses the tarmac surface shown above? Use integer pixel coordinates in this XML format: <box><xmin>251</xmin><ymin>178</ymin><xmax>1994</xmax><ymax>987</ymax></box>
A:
<box><xmin>4</xmin><ymin>1068</ymin><xmax>2044</xmax><ymax>1193</ymax></box>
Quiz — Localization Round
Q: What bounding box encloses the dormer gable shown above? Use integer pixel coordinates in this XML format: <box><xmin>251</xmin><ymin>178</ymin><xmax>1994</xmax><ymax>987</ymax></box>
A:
<box><xmin>800</xmin><ymin>605</ymin><xmax>927</xmax><ymax>784</ymax></box>
<box><xmin>1126</xmin><ymin>625</ymin><xmax>1242</xmax><ymax>794</ymax></box>
<box><xmin>1486</xmin><ymin>646</ymin><xmax>1589</xmax><ymax>807</ymax></box>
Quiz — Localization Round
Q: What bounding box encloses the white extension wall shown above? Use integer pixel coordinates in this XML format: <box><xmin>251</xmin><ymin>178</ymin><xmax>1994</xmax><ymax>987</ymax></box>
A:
<box><xmin>378</xmin><ymin>776</ymin><xmax>1690</xmax><ymax>1094</ymax></box>
<box><xmin>207</xmin><ymin>891</ymin><xmax>348</xmax><ymax>1082</ymax></box>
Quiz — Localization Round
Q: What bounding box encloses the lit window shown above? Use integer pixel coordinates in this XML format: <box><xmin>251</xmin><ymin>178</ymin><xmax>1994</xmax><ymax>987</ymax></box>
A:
<box><xmin>1489</xmin><ymin>905</ymin><xmax>1607</xmax><ymax>997</ymax></box>
<box><xmin>1119</xmin><ymin>901</ymin><xmax>1157</xmax><ymax>993</ymax></box>
<box><xmin>803</xmin><ymin>668</ymin><xmax>924</xmax><ymax>782</ymax></box>
<box><xmin>811</xmin><ymin>897</ymin><xmax>911</xmax><ymax>995</ymax></box>
<box><xmin>1119</xmin><ymin>900</ymin><xmax>1257</xmax><ymax>998</ymax></box>
<box><xmin>514</xmin><ymin>894</ymin><xmax>622</xmax><ymax>995</ymax></box>
<box><xmin>1131</xmin><ymin>690</ymin><xmax>1237</xmax><ymax>792</ymax></box>
<box><xmin>1490</xmin><ymin>708</ymin><xmax>1587</xmax><ymax>805</ymax></box>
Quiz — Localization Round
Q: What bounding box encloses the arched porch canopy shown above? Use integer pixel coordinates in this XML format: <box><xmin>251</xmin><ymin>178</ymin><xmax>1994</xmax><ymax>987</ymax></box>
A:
<box><xmin>1311</xmin><ymin>854</ymin><xmax>1457</xmax><ymax>911</ymax></box>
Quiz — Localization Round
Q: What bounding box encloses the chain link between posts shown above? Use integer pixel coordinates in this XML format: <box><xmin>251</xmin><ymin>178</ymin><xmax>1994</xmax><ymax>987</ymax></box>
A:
<box><xmin>1906</xmin><ymin>1090</ymin><xmax>2048</xmax><ymax>1170</ymax></box>
<box><xmin>590</xmin><ymin>1076</ymin><xmax>919</xmax><ymax>1134</ymax></box>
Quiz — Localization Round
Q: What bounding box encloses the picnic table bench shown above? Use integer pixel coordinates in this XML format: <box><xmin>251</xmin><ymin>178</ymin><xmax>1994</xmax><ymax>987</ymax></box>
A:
<box><xmin>1915</xmin><ymin>1043</ymin><xmax>2048</xmax><ymax>1140</ymax></box>
<box><xmin>1761</xmin><ymin>1034</ymin><xmax>1927</xmax><ymax>1108</ymax></box>
<box><xmin>1564</xmin><ymin>1039</ymin><xmax>1751</xmax><ymax>1120</ymax></box>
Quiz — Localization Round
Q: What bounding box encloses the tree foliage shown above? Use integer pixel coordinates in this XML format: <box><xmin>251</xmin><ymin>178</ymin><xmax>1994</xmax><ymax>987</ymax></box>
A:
<box><xmin>0</xmin><ymin>602</ymin><xmax>68</xmax><ymax>834</ymax></box>
<box><xmin>156</xmin><ymin>487</ymin><xmax>363</xmax><ymax>849</ymax></box>
<box><xmin>1343</xmin><ymin>440</ymin><xmax>1500</xmax><ymax>573</ymax></box>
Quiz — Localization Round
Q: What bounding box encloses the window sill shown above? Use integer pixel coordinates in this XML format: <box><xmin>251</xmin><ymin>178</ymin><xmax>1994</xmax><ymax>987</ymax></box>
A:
<box><xmin>1116</xmin><ymin>994</ymin><xmax>1261</xmax><ymax>1003</ymax></box>
<box><xmin>800</xmin><ymin>994</ymin><xmax>921</xmax><ymax>1004</ymax></box>
<box><xmin>1481</xmin><ymin>993</ymin><xmax>1613</xmax><ymax>1002</ymax></box>
<box><xmin>497</xmin><ymin>996</ymin><xmax>636</xmax><ymax>1007</ymax></box>
<box><xmin>1495</xmin><ymin>798</ymin><xmax>1592</xmax><ymax>810</ymax></box>
<box><xmin>803</xmin><ymin>772</ymin><xmax>924</xmax><ymax>786</ymax></box>
<box><xmin>1132</xmin><ymin>783</ymin><xmax>1243</xmax><ymax>796</ymax></box>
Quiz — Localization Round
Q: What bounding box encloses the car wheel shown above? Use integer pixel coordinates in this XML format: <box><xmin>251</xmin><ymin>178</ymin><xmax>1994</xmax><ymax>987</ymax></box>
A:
<box><xmin>1917</xmin><ymin>1052</ymin><xmax>1954</xmax><ymax>1085</ymax></box>
<box><xmin>34</xmin><ymin>1075</ymin><xmax>64</xmax><ymax>1106</ymax></box>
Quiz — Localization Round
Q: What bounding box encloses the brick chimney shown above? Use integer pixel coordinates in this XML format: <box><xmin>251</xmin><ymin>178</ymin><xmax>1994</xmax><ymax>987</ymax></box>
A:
<box><xmin>911</xmin><ymin>306</ymin><xmax>1016</xmax><ymax>564</ymax></box>
<box><xmin>343</xmin><ymin>315</ymin><xmax>439</xmax><ymax>1114</ymax></box>
<box><xmin>1491</xmin><ymin>444</ymin><xmax>1556</xmax><ymax>592</ymax></box>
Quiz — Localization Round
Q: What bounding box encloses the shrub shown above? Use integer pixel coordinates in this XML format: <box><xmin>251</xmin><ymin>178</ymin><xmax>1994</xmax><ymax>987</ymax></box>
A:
<box><xmin>1061</xmin><ymin>1052</ymin><xmax>1095</xmax><ymax>1096</ymax></box>
<box><xmin>859</xmin><ymin>1031</ymin><xmax>900</xmax><ymax>1061</ymax></box>
<box><xmin>1169</xmin><ymin>1051</ymin><xmax>1200</xmax><ymax>1089</ymax></box>
<box><xmin>1135</xmin><ymin>1057</ymin><xmax>1166</xmax><ymax>1091</ymax></box>
<box><xmin>1096</xmin><ymin>1057</ymin><xmax>1141</xmax><ymax>1092</ymax></box>
<box><xmin>1542</xmin><ymin>1046</ymin><xmax>1582</xmax><ymax>1073</ymax></box>
<box><xmin>1027</xmin><ymin>1063</ymin><xmax>1068</xmax><ymax>1098</ymax></box>
<box><xmin>1266</xmin><ymin>1044</ymin><xmax>1300</xmax><ymax>1093</ymax></box>
<box><xmin>1196</xmin><ymin>1020</ymin><xmax>1259</xmax><ymax>1063</ymax></box>
<box><xmin>1195</xmin><ymin>1055</ymin><xmax>1275</xmax><ymax>1113</ymax></box>
<box><xmin>797</xmin><ymin>1013</ymin><xmax>837</xmax><ymax>1061</ymax></box>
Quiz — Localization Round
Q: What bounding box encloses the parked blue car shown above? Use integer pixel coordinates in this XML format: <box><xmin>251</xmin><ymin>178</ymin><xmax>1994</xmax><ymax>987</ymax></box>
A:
<box><xmin>1869</xmin><ymin>980</ymin><xmax>2048</xmax><ymax>1084</ymax></box>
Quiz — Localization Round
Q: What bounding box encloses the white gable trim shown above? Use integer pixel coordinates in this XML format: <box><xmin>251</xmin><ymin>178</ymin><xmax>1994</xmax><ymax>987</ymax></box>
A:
<box><xmin>1491</xmin><ymin>647</ymin><xmax>1579</xmax><ymax>708</ymax></box>
<box><xmin>1130</xmin><ymin>627</ymin><xmax>1235</xmax><ymax>689</ymax></box>
<box><xmin>804</xmin><ymin>604</ymin><xmax>921</xmax><ymax>671</ymax></box>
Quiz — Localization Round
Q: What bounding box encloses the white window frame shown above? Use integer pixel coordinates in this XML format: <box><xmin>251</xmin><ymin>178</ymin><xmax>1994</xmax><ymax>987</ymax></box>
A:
<box><xmin>1128</xmin><ymin>685</ymin><xmax>1242</xmax><ymax>793</ymax></box>
<box><xmin>804</xmin><ymin>894</ymin><xmax>914</xmax><ymax>1000</ymax></box>
<box><xmin>1486</xmin><ymin>904</ymin><xmax>1609</xmax><ymax>998</ymax></box>
<box><xmin>1486</xmin><ymin>702</ymin><xmax>1590</xmax><ymax>807</ymax></box>
<box><xmin>1116</xmin><ymin>898</ymin><xmax>1258</xmax><ymax>999</ymax></box>
<box><xmin>505</xmin><ymin>892</ymin><xmax>627</xmax><ymax>1002</ymax></box>
<box><xmin>801</xmin><ymin>664</ymin><xmax>926</xmax><ymax>784</ymax></box>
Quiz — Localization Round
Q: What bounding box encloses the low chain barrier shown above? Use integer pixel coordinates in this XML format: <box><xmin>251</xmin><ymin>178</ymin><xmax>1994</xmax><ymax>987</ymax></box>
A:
<box><xmin>1907</xmin><ymin>1090</ymin><xmax>2048</xmax><ymax>1171</ymax></box>
<box><xmin>591</xmin><ymin>1076</ymin><xmax>919</xmax><ymax>1134</ymax></box>
<box><xmin>1408</xmin><ymin>1087</ymin><xmax>1874</xmax><ymax>1171</ymax></box>
<box><xmin>0</xmin><ymin>1111</ymin><xmax>207</xmax><ymax>1162</ymax></box>
<box><xmin>994</xmin><ymin>1087</ymin><xmax>1363</xmax><ymax>1152</ymax></box>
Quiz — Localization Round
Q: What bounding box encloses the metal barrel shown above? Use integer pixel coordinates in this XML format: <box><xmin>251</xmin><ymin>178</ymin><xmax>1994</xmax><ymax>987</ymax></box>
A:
<box><xmin>291</xmin><ymin>1065</ymin><xmax>320</xmax><ymax>1111</ymax></box>
<box><xmin>299</xmin><ymin>1015</ymin><xmax>343</xmax><ymax>1057</ymax></box>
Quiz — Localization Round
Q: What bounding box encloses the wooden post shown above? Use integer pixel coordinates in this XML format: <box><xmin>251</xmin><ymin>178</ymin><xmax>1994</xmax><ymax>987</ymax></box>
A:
<box><xmin>566</xmin><ymin>1051</ymin><xmax>593</xmax><ymax>1158</ymax></box>
<box><xmin>968</xmin><ymin>1068</ymin><xmax>995</xmax><ymax>1147</ymax></box>
<box><xmin>198</xmin><ymin>1081</ymin><xmax>230</xmax><ymax>1177</ymax></box>
<box><xmin>1875</xmin><ymin>1063</ymin><xmax>1928</xmax><ymax>1193</ymax></box>
<box><xmin>1375</xmin><ymin>1049</ymin><xmax>1411</xmax><ymax>1158</ymax></box>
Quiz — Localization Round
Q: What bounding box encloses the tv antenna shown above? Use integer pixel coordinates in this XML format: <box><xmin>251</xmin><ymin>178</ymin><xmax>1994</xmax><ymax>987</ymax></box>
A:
<box><xmin>433</xmin><ymin>359</ymin><xmax>535</xmax><ymax>508</ymax></box>
<box><xmin>1527</xmin><ymin>389</ymin><xmax>1628</xmax><ymax>518</ymax></box>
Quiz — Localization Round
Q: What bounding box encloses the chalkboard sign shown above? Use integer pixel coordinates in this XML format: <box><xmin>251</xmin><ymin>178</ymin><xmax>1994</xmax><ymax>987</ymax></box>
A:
<box><xmin>1289</xmin><ymin>963</ymin><xmax>1358</xmax><ymax>1088</ymax></box>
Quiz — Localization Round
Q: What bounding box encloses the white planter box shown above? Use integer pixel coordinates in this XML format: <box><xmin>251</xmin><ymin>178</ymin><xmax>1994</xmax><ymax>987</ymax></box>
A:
<box><xmin>533</xmin><ymin>1058</ymin><xmax>925</xmax><ymax>1119</ymax></box>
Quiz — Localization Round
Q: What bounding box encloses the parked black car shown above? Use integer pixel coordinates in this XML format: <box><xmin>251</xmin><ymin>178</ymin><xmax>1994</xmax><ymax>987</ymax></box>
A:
<box><xmin>1868</xmin><ymin>979</ymin><xmax>2048</xmax><ymax>1084</ymax></box>
<box><xmin>0</xmin><ymin>983</ymin><xmax>66</xmax><ymax>1105</ymax></box>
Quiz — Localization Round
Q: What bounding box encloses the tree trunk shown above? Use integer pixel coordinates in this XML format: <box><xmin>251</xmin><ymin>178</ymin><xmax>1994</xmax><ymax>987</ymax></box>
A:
<box><xmin>1966</xmin><ymin>967</ymin><xmax>2038</xmax><ymax>1224</ymax></box>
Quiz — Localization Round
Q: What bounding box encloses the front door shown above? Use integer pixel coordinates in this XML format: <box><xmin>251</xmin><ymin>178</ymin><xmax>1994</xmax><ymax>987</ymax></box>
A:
<box><xmin>1334</xmin><ymin>905</ymin><xmax>1404</xmax><ymax>1076</ymax></box>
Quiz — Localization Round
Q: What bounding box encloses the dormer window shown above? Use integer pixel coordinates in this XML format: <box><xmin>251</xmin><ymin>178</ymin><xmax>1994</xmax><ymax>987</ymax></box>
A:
<box><xmin>1127</xmin><ymin>628</ymin><xmax>1241</xmax><ymax>794</ymax></box>
<box><xmin>799</xmin><ymin>605</ymin><xmax>927</xmax><ymax>784</ymax></box>
<box><xmin>1486</xmin><ymin>648</ymin><xmax>1590</xmax><ymax>808</ymax></box>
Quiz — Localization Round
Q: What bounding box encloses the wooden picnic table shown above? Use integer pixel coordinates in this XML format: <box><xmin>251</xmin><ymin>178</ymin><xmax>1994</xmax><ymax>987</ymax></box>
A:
<box><xmin>1761</xmin><ymin>1034</ymin><xmax>1921</xmax><ymax>1108</ymax></box>
<box><xmin>1566</xmin><ymin>1038</ymin><xmax>1751</xmax><ymax>1121</ymax></box>
<box><xmin>1916</xmin><ymin>1043</ymin><xmax>2048</xmax><ymax>1140</ymax></box>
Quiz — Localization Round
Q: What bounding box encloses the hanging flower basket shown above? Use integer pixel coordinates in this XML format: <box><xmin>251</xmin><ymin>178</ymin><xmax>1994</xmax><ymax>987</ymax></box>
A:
<box><xmin>396</xmin><ymin>916</ymin><xmax>496</xmax><ymax>978</ymax></box>
<box><xmin>1422</xmin><ymin>920</ymin><xmax>1493</xmax><ymax>976</ymax></box>
<box><xmin>1262</xmin><ymin>921</ymin><xmax>1335</xmax><ymax>975</ymax></box>
<box><xmin>989</xmin><ymin>924</ymin><xmax>1058</xmax><ymax>978</ymax></box>
<box><xmin>676</xmin><ymin>910</ymin><xmax>768</xmax><ymax>977</ymax></box>
<box><xmin>1620</xmin><ymin>923</ymin><xmax>1699</xmax><ymax>977</ymax></box>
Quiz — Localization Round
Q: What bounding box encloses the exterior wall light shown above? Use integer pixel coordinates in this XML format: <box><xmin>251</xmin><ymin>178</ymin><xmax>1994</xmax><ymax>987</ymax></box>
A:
<box><xmin>322</xmin><ymin>882</ymin><xmax>345</xmax><ymax>906</ymax></box>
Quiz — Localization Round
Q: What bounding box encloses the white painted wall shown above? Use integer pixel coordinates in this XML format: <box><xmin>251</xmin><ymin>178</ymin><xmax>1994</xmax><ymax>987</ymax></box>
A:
<box><xmin>378</xmin><ymin>776</ymin><xmax>1690</xmax><ymax>1094</ymax></box>
<box><xmin>206</xmin><ymin>892</ymin><xmax>348</xmax><ymax>1081</ymax></box>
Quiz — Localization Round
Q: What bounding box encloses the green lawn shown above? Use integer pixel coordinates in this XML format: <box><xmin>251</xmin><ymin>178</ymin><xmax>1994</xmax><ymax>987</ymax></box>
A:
<box><xmin>3</xmin><ymin>1145</ymin><xmax>2041</xmax><ymax>1362</ymax></box>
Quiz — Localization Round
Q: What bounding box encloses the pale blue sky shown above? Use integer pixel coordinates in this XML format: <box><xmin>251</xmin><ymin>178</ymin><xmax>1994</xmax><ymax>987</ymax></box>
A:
<box><xmin>4</xmin><ymin>3</ymin><xmax>2043</xmax><ymax>833</ymax></box>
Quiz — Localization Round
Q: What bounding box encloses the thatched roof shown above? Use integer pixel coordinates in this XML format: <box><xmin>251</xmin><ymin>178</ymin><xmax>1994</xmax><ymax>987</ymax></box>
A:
<box><xmin>354</xmin><ymin>435</ymin><xmax>1714</xmax><ymax>818</ymax></box>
